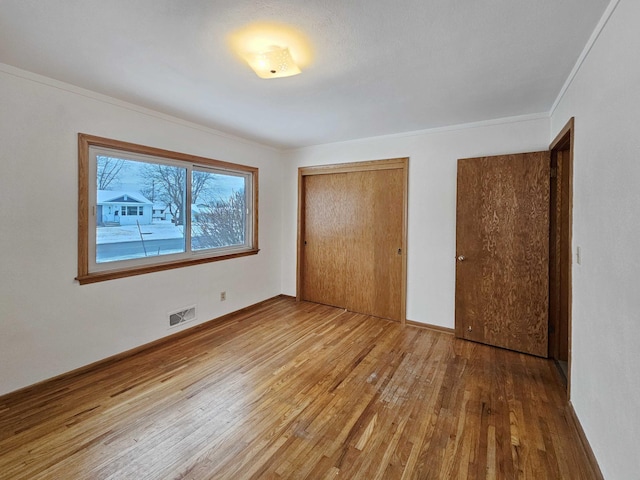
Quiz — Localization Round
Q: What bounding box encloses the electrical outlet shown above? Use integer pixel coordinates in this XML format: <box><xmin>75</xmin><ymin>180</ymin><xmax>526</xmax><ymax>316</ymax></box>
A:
<box><xmin>220</xmin><ymin>291</ymin><xmax>226</xmax><ymax>301</ymax></box>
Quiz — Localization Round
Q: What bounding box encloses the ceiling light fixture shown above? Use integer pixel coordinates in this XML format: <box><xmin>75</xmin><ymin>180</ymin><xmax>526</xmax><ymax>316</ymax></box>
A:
<box><xmin>244</xmin><ymin>45</ymin><xmax>301</xmax><ymax>79</ymax></box>
<box><xmin>229</xmin><ymin>22</ymin><xmax>311</xmax><ymax>80</ymax></box>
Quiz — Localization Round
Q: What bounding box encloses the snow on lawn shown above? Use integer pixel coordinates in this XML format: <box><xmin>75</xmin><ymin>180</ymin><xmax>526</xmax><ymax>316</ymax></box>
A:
<box><xmin>97</xmin><ymin>222</ymin><xmax>184</xmax><ymax>244</ymax></box>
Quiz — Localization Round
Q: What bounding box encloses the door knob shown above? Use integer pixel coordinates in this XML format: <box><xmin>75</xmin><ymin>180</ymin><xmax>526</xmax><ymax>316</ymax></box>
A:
<box><xmin>457</xmin><ymin>255</ymin><xmax>465</xmax><ymax>262</ymax></box>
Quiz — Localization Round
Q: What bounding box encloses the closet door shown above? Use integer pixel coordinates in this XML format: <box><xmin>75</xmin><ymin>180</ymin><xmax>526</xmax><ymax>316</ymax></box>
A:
<box><xmin>301</xmin><ymin>173</ymin><xmax>348</xmax><ymax>308</ymax></box>
<box><xmin>345</xmin><ymin>169</ymin><xmax>403</xmax><ymax>320</ymax></box>
<box><xmin>299</xmin><ymin>159</ymin><xmax>407</xmax><ymax>322</ymax></box>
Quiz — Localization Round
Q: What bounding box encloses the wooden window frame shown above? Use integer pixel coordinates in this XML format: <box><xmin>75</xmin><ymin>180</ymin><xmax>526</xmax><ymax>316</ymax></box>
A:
<box><xmin>77</xmin><ymin>133</ymin><xmax>259</xmax><ymax>285</ymax></box>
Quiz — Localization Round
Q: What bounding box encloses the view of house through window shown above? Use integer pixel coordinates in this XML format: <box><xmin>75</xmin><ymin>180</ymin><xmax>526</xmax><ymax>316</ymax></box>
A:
<box><xmin>96</xmin><ymin>156</ymin><xmax>188</xmax><ymax>263</ymax></box>
<box><xmin>78</xmin><ymin>134</ymin><xmax>258</xmax><ymax>283</ymax></box>
<box><xmin>95</xmin><ymin>155</ymin><xmax>250</xmax><ymax>264</ymax></box>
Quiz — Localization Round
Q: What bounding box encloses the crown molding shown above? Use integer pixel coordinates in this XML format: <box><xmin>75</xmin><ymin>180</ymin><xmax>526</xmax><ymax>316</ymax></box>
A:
<box><xmin>550</xmin><ymin>0</ymin><xmax>621</xmax><ymax>116</ymax></box>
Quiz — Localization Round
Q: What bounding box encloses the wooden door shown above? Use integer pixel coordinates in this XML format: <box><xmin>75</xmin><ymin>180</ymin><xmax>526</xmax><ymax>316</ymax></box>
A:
<box><xmin>455</xmin><ymin>152</ymin><xmax>550</xmax><ymax>357</ymax></box>
<box><xmin>299</xmin><ymin>160</ymin><xmax>407</xmax><ymax>322</ymax></box>
<box><xmin>345</xmin><ymin>169</ymin><xmax>404</xmax><ymax>320</ymax></box>
<box><xmin>301</xmin><ymin>173</ymin><xmax>348</xmax><ymax>308</ymax></box>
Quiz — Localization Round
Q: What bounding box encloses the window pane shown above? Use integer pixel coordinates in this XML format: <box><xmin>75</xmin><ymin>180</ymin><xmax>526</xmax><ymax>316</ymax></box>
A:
<box><xmin>191</xmin><ymin>170</ymin><xmax>247</xmax><ymax>251</ymax></box>
<box><xmin>96</xmin><ymin>156</ymin><xmax>186</xmax><ymax>263</ymax></box>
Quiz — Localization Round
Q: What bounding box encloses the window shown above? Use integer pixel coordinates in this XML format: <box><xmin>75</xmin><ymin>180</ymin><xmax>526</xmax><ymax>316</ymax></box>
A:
<box><xmin>77</xmin><ymin>134</ymin><xmax>258</xmax><ymax>284</ymax></box>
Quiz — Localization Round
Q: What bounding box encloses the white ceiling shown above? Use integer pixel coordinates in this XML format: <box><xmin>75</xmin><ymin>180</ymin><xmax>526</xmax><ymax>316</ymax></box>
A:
<box><xmin>0</xmin><ymin>0</ymin><xmax>610</xmax><ymax>149</ymax></box>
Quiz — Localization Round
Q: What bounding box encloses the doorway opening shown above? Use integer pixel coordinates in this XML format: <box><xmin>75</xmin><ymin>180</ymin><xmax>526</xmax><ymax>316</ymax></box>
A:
<box><xmin>548</xmin><ymin>117</ymin><xmax>574</xmax><ymax>396</ymax></box>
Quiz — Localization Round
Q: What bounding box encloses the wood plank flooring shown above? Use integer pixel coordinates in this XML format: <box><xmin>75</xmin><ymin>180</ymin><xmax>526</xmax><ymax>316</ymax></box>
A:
<box><xmin>0</xmin><ymin>297</ymin><xmax>598</xmax><ymax>479</ymax></box>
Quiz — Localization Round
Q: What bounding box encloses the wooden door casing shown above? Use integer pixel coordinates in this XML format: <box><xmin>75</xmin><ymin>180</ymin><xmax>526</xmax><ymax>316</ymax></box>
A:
<box><xmin>548</xmin><ymin>117</ymin><xmax>575</xmax><ymax>395</ymax></box>
<box><xmin>298</xmin><ymin>159</ymin><xmax>408</xmax><ymax>323</ymax></box>
<box><xmin>549</xmin><ymin>149</ymin><xmax>571</xmax><ymax>362</ymax></box>
<box><xmin>549</xmin><ymin>150</ymin><xmax>562</xmax><ymax>359</ymax></box>
<box><xmin>455</xmin><ymin>152</ymin><xmax>550</xmax><ymax>357</ymax></box>
<box><xmin>557</xmin><ymin>148</ymin><xmax>571</xmax><ymax>362</ymax></box>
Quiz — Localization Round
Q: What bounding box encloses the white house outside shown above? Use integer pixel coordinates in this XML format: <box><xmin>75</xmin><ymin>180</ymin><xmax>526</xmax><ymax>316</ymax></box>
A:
<box><xmin>152</xmin><ymin>203</ymin><xmax>175</xmax><ymax>223</ymax></box>
<box><xmin>97</xmin><ymin>191</ymin><xmax>153</xmax><ymax>226</ymax></box>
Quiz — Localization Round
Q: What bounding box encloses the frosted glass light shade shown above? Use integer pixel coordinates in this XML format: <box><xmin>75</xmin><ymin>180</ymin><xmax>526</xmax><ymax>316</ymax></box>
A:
<box><xmin>244</xmin><ymin>46</ymin><xmax>301</xmax><ymax>79</ymax></box>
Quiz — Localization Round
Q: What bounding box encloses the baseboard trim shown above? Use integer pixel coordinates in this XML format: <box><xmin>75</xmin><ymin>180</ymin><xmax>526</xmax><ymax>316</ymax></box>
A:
<box><xmin>0</xmin><ymin>294</ymin><xmax>286</xmax><ymax>400</ymax></box>
<box><xmin>406</xmin><ymin>319</ymin><xmax>455</xmax><ymax>335</ymax></box>
<box><xmin>567</xmin><ymin>401</ymin><xmax>604</xmax><ymax>480</ymax></box>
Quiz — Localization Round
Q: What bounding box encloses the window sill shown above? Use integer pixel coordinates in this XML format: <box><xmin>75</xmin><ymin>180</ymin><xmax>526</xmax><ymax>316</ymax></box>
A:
<box><xmin>76</xmin><ymin>248</ymin><xmax>259</xmax><ymax>285</ymax></box>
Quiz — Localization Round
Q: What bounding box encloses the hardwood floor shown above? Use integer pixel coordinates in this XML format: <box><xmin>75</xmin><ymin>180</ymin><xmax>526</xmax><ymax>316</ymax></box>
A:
<box><xmin>0</xmin><ymin>297</ymin><xmax>599</xmax><ymax>479</ymax></box>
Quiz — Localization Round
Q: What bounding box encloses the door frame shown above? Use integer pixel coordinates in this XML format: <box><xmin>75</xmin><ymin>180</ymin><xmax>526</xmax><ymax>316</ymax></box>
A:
<box><xmin>296</xmin><ymin>158</ymin><xmax>409</xmax><ymax>325</ymax></box>
<box><xmin>549</xmin><ymin>117</ymin><xmax>575</xmax><ymax>398</ymax></box>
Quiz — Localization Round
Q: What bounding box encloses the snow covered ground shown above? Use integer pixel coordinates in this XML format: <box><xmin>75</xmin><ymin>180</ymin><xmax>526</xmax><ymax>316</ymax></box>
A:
<box><xmin>97</xmin><ymin>222</ymin><xmax>184</xmax><ymax>244</ymax></box>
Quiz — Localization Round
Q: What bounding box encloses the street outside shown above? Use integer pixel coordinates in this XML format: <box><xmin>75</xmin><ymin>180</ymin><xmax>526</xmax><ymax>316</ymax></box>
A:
<box><xmin>97</xmin><ymin>222</ymin><xmax>185</xmax><ymax>262</ymax></box>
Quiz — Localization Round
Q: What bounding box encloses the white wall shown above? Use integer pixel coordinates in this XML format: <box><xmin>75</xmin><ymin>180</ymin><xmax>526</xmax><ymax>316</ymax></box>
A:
<box><xmin>551</xmin><ymin>1</ymin><xmax>640</xmax><ymax>478</ymax></box>
<box><xmin>0</xmin><ymin>65</ymin><xmax>284</xmax><ymax>396</ymax></box>
<box><xmin>282</xmin><ymin>116</ymin><xmax>550</xmax><ymax>327</ymax></box>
